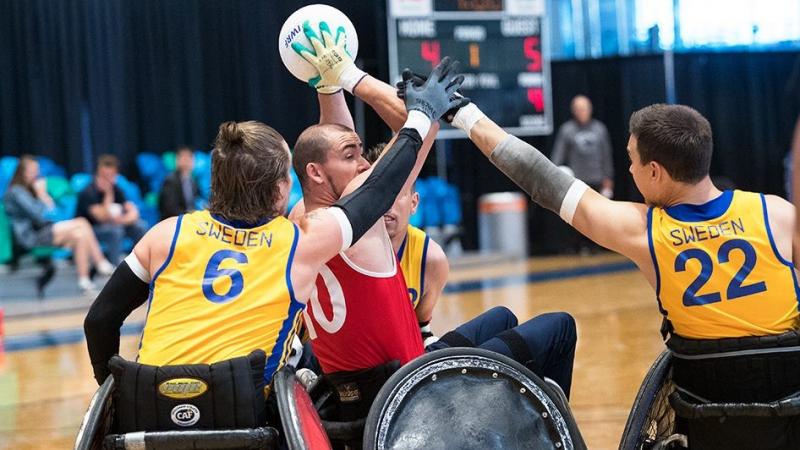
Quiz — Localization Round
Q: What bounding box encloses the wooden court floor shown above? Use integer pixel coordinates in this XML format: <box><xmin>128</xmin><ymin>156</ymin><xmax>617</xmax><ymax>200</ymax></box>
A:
<box><xmin>0</xmin><ymin>252</ymin><xmax>664</xmax><ymax>449</ymax></box>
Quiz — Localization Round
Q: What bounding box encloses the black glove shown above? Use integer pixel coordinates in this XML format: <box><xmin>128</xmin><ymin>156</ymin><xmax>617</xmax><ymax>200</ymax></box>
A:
<box><xmin>401</xmin><ymin>57</ymin><xmax>469</xmax><ymax>122</ymax></box>
<box><xmin>397</xmin><ymin>70</ymin><xmax>469</xmax><ymax>124</ymax></box>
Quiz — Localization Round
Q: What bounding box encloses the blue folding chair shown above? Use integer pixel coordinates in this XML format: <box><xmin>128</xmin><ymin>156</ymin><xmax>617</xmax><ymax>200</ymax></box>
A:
<box><xmin>70</xmin><ymin>173</ymin><xmax>94</xmax><ymax>195</ymax></box>
<box><xmin>1</xmin><ymin>156</ymin><xmax>19</xmax><ymax>195</ymax></box>
<box><xmin>37</xmin><ymin>156</ymin><xmax>67</xmax><ymax>178</ymax></box>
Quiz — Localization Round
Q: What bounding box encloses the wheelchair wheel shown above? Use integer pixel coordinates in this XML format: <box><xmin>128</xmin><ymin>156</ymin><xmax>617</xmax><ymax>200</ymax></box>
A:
<box><xmin>363</xmin><ymin>347</ymin><xmax>586</xmax><ymax>450</ymax></box>
<box><xmin>74</xmin><ymin>376</ymin><xmax>115</xmax><ymax>450</ymax></box>
<box><xmin>619</xmin><ymin>350</ymin><xmax>677</xmax><ymax>450</ymax></box>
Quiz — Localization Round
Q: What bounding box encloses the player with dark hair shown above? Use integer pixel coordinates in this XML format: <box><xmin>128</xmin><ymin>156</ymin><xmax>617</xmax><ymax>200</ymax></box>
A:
<box><xmin>437</xmin><ymin>93</ymin><xmax>800</xmax><ymax>447</ymax></box>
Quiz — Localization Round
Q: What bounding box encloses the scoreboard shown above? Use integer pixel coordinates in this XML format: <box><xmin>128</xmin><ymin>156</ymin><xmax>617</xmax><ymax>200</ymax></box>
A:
<box><xmin>387</xmin><ymin>0</ymin><xmax>552</xmax><ymax>139</ymax></box>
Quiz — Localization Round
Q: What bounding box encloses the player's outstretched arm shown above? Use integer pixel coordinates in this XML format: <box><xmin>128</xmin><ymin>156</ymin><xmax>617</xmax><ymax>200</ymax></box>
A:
<box><xmin>456</xmin><ymin>106</ymin><xmax>650</xmax><ymax>262</ymax></box>
<box><xmin>353</xmin><ymin>75</ymin><xmax>408</xmax><ymax>133</ymax></box>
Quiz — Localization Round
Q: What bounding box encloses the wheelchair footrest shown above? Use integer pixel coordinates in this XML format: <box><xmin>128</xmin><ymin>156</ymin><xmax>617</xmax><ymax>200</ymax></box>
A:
<box><xmin>103</xmin><ymin>427</ymin><xmax>279</xmax><ymax>450</ymax></box>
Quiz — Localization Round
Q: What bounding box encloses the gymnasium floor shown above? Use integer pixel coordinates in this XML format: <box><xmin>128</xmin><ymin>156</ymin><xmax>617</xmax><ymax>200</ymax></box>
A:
<box><xmin>0</xmin><ymin>252</ymin><xmax>664</xmax><ymax>449</ymax></box>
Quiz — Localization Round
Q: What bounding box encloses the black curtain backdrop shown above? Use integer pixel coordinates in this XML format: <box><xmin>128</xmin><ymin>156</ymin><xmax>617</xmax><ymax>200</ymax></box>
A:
<box><xmin>1</xmin><ymin>1</ymin><xmax>798</xmax><ymax>253</ymax></box>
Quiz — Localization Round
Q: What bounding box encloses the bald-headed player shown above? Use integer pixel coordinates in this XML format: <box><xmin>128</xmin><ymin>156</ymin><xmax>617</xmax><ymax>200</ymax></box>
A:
<box><xmin>436</xmin><ymin>92</ymin><xmax>800</xmax><ymax>443</ymax></box>
<box><xmin>289</xmin><ymin>25</ymin><xmax>576</xmax><ymax>420</ymax></box>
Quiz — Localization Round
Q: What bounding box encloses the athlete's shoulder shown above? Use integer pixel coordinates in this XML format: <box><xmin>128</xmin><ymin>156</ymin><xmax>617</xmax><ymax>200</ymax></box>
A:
<box><xmin>423</xmin><ymin>238</ymin><xmax>448</xmax><ymax>282</ymax></box>
<box><xmin>133</xmin><ymin>215</ymin><xmax>181</xmax><ymax>275</ymax></box>
<box><xmin>763</xmin><ymin>193</ymin><xmax>794</xmax><ymax>233</ymax></box>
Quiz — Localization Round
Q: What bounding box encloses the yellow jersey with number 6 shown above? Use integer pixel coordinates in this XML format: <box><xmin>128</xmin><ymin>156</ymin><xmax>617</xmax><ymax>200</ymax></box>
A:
<box><xmin>648</xmin><ymin>190</ymin><xmax>800</xmax><ymax>339</ymax></box>
<box><xmin>137</xmin><ymin>210</ymin><xmax>303</xmax><ymax>383</ymax></box>
<box><xmin>397</xmin><ymin>225</ymin><xmax>430</xmax><ymax>309</ymax></box>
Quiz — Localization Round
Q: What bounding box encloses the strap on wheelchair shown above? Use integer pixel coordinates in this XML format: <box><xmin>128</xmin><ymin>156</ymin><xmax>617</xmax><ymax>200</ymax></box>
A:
<box><xmin>666</xmin><ymin>330</ymin><xmax>800</xmax><ymax>404</ymax></box>
<box><xmin>323</xmin><ymin>360</ymin><xmax>401</xmax><ymax>422</ymax></box>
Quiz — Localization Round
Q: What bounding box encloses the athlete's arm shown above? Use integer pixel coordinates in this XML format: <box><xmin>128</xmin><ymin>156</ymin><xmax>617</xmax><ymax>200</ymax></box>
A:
<box><xmin>415</xmin><ymin>239</ymin><xmax>449</xmax><ymax>323</ymax></box>
<box><xmin>318</xmin><ymin>90</ymin><xmax>356</xmax><ymax>129</ymax></box>
<box><xmin>791</xmin><ymin>116</ymin><xmax>800</xmax><ymax>262</ymax></box>
<box><xmin>764</xmin><ymin>194</ymin><xmax>796</xmax><ymax>265</ymax></box>
<box><xmin>353</xmin><ymin>76</ymin><xmax>407</xmax><ymax>133</ymax></box>
<box><xmin>83</xmin><ymin>218</ymin><xmax>175</xmax><ymax>385</ymax></box>
<box><xmin>459</xmin><ymin>108</ymin><xmax>651</xmax><ymax>264</ymax></box>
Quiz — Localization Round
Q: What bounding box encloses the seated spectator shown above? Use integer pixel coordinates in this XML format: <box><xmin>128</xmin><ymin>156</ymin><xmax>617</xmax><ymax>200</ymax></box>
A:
<box><xmin>77</xmin><ymin>154</ymin><xmax>146</xmax><ymax>264</ymax></box>
<box><xmin>158</xmin><ymin>146</ymin><xmax>199</xmax><ymax>220</ymax></box>
<box><xmin>3</xmin><ymin>155</ymin><xmax>114</xmax><ymax>293</ymax></box>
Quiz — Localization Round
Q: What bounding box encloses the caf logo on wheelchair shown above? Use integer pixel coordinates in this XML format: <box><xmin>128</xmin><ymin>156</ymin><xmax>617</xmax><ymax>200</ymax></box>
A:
<box><xmin>170</xmin><ymin>404</ymin><xmax>200</xmax><ymax>427</ymax></box>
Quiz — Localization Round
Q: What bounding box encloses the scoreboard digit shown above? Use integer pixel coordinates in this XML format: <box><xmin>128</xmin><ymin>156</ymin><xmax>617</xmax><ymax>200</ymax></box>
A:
<box><xmin>387</xmin><ymin>0</ymin><xmax>552</xmax><ymax>138</ymax></box>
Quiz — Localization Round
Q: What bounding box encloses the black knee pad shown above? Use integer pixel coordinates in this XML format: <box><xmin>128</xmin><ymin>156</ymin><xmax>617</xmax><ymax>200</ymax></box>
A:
<box><xmin>496</xmin><ymin>329</ymin><xmax>536</xmax><ymax>369</ymax></box>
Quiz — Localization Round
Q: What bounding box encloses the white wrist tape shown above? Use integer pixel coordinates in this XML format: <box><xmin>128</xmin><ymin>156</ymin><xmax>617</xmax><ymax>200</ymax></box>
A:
<box><xmin>559</xmin><ymin>180</ymin><xmax>589</xmax><ymax>225</ymax></box>
<box><xmin>450</xmin><ymin>103</ymin><xmax>485</xmax><ymax>138</ymax></box>
<box><xmin>340</xmin><ymin>66</ymin><xmax>367</xmax><ymax>93</ymax></box>
<box><xmin>328</xmin><ymin>206</ymin><xmax>354</xmax><ymax>252</ymax></box>
<box><xmin>124</xmin><ymin>252</ymin><xmax>151</xmax><ymax>283</ymax></box>
<box><xmin>404</xmin><ymin>110</ymin><xmax>432</xmax><ymax>137</ymax></box>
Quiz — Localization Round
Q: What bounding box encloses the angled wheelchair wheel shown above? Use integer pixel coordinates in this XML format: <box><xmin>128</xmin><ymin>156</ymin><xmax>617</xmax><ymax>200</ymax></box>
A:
<box><xmin>74</xmin><ymin>376</ymin><xmax>115</xmax><ymax>450</ymax></box>
<box><xmin>274</xmin><ymin>366</ymin><xmax>333</xmax><ymax>450</ymax></box>
<box><xmin>363</xmin><ymin>347</ymin><xmax>586</xmax><ymax>450</ymax></box>
<box><xmin>619</xmin><ymin>350</ymin><xmax>677</xmax><ymax>450</ymax></box>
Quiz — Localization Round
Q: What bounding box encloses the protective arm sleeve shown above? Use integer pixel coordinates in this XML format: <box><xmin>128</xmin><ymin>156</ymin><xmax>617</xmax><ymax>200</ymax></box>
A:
<box><xmin>84</xmin><ymin>261</ymin><xmax>150</xmax><ymax>385</ymax></box>
<box><xmin>489</xmin><ymin>134</ymin><xmax>587</xmax><ymax>223</ymax></box>
<box><xmin>333</xmin><ymin>127</ymin><xmax>423</xmax><ymax>244</ymax></box>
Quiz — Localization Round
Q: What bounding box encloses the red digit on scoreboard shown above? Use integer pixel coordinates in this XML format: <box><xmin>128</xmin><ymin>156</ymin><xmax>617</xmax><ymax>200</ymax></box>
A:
<box><xmin>527</xmin><ymin>88</ymin><xmax>544</xmax><ymax>112</ymax></box>
<box><xmin>523</xmin><ymin>36</ymin><xmax>542</xmax><ymax>72</ymax></box>
<box><xmin>421</xmin><ymin>40</ymin><xmax>441</xmax><ymax>69</ymax></box>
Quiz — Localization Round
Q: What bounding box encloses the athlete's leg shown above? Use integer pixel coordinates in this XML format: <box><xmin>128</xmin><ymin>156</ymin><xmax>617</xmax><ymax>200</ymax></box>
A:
<box><xmin>427</xmin><ymin>306</ymin><xmax>518</xmax><ymax>350</ymax></box>
<box><xmin>478</xmin><ymin>312</ymin><xmax>576</xmax><ymax>397</ymax></box>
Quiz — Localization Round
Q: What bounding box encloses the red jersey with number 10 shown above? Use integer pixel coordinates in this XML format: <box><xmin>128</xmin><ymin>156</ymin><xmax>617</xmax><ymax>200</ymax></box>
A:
<box><xmin>302</xmin><ymin>250</ymin><xmax>424</xmax><ymax>374</ymax></box>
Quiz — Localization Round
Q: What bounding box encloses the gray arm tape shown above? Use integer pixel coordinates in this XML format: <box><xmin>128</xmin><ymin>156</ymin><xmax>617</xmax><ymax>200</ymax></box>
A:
<box><xmin>489</xmin><ymin>134</ymin><xmax>588</xmax><ymax>224</ymax></box>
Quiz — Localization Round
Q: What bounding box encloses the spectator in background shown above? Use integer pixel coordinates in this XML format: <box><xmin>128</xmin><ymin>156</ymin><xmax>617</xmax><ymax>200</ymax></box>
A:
<box><xmin>4</xmin><ymin>156</ymin><xmax>114</xmax><ymax>293</ymax></box>
<box><xmin>551</xmin><ymin>95</ymin><xmax>614</xmax><ymax>198</ymax></box>
<box><xmin>77</xmin><ymin>154</ymin><xmax>146</xmax><ymax>264</ymax></box>
<box><xmin>158</xmin><ymin>146</ymin><xmax>199</xmax><ymax>219</ymax></box>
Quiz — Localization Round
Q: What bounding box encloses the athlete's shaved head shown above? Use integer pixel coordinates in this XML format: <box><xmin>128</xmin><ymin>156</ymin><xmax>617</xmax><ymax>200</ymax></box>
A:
<box><xmin>209</xmin><ymin>120</ymin><xmax>290</xmax><ymax>223</ymax></box>
<box><xmin>293</xmin><ymin>123</ymin><xmax>368</xmax><ymax>201</ymax></box>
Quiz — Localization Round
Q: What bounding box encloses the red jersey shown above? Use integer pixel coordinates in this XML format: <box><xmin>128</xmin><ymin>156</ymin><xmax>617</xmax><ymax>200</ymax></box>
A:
<box><xmin>302</xmin><ymin>251</ymin><xmax>424</xmax><ymax>373</ymax></box>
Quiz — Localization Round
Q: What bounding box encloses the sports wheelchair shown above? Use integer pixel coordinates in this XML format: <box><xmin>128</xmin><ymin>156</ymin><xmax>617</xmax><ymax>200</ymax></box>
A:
<box><xmin>619</xmin><ymin>347</ymin><xmax>800</xmax><ymax>450</ymax></box>
<box><xmin>75</xmin><ymin>348</ymin><xmax>585</xmax><ymax>450</ymax></box>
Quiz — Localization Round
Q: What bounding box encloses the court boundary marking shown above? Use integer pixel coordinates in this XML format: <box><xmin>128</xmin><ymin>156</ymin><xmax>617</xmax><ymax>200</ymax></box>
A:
<box><xmin>4</xmin><ymin>260</ymin><xmax>637</xmax><ymax>353</ymax></box>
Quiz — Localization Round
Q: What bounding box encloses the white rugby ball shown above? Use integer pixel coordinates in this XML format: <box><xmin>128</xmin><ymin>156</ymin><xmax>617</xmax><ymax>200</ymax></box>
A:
<box><xmin>278</xmin><ymin>4</ymin><xmax>359</xmax><ymax>83</ymax></box>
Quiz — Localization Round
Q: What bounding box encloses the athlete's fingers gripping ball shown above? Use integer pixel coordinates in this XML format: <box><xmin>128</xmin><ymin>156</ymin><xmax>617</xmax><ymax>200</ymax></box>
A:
<box><xmin>278</xmin><ymin>4</ymin><xmax>364</xmax><ymax>93</ymax></box>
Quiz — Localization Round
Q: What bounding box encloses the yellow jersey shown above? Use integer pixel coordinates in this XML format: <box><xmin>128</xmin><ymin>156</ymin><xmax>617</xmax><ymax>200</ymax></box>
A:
<box><xmin>648</xmin><ymin>190</ymin><xmax>800</xmax><ymax>339</ymax></box>
<box><xmin>397</xmin><ymin>225</ymin><xmax>430</xmax><ymax>309</ymax></box>
<box><xmin>137</xmin><ymin>210</ymin><xmax>303</xmax><ymax>383</ymax></box>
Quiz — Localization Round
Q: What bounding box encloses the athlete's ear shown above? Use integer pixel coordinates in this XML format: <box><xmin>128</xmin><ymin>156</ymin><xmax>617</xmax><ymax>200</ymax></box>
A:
<box><xmin>411</xmin><ymin>191</ymin><xmax>419</xmax><ymax>215</ymax></box>
<box><xmin>648</xmin><ymin>161</ymin><xmax>660</xmax><ymax>180</ymax></box>
<box><xmin>305</xmin><ymin>162</ymin><xmax>326</xmax><ymax>185</ymax></box>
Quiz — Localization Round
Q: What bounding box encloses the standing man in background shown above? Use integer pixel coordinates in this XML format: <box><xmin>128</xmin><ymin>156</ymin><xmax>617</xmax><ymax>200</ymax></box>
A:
<box><xmin>551</xmin><ymin>95</ymin><xmax>614</xmax><ymax>198</ymax></box>
<box><xmin>159</xmin><ymin>146</ymin><xmax>199</xmax><ymax>219</ymax></box>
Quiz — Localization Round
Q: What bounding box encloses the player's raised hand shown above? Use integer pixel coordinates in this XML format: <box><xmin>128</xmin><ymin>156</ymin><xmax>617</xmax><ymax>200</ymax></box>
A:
<box><xmin>402</xmin><ymin>57</ymin><xmax>469</xmax><ymax>122</ymax></box>
<box><xmin>291</xmin><ymin>20</ymin><xmax>366</xmax><ymax>94</ymax></box>
<box><xmin>396</xmin><ymin>71</ymin><xmax>469</xmax><ymax>123</ymax></box>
